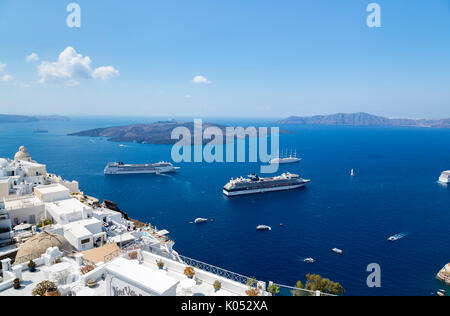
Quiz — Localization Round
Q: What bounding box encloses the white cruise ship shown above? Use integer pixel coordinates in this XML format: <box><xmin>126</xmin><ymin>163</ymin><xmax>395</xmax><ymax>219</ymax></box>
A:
<box><xmin>223</xmin><ymin>172</ymin><xmax>309</xmax><ymax>196</ymax></box>
<box><xmin>104</xmin><ymin>161</ymin><xmax>180</xmax><ymax>175</ymax></box>
<box><xmin>439</xmin><ymin>171</ymin><xmax>450</xmax><ymax>183</ymax></box>
<box><xmin>269</xmin><ymin>149</ymin><xmax>301</xmax><ymax>164</ymax></box>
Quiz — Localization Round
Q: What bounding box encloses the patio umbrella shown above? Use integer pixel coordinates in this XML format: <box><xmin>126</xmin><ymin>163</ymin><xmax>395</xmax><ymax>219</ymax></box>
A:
<box><xmin>13</xmin><ymin>223</ymin><xmax>32</xmax><ymax>231</ymax></box>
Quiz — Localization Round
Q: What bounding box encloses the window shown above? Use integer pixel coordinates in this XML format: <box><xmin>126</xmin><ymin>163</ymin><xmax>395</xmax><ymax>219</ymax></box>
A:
<box><xmin>81</xmin><ymin>238</ymin><xmax>90</xmax><ymax>245</ymax></box>
<box><xmin>29</xmin><ymin>215</ymin><xmax>36</xmax><ymax>224</ymax></box>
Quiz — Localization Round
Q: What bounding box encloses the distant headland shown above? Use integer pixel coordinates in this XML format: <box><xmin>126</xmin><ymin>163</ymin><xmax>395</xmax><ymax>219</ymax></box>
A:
<box><xmin>276</xmin><ymin>112</ymin><xmax>450</xmax><ymax>128</ymax></box>
<box><xmin>0</xmin><ymin>114</ymin><xmax>70</xmax><ymax>123</ymax></box>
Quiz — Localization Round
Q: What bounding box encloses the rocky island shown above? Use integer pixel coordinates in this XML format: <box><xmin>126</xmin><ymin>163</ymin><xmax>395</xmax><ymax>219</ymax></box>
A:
<box><xmin>69</xmin><ymin>121</ymin><xmax>228</xmax><ymax>145</ymax></box>
<box><xmin>69</xmin><ymin>120</ymin><xmax>291</xmax><ymax>145</ymax></box>
<box><xmin>276</xmin><ymin>112</ymin><xmax>450</xmax><ymax>128</ymax></box>
<box><xmin>0</xmin><ymin>114</ymin><xmax>70</xmax><ymax>123</ymax></box>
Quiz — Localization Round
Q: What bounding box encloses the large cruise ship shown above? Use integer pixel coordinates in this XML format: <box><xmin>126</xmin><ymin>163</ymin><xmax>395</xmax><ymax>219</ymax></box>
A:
<box><xmin>104</xmin><ymin>161</ymin><xmax>180</xmax><ymax>175</ymax></box>
<box><xmin>223</xmin><ymin>172</ymin><xmax>310</xmax><ymax>196</ymax></box>
<box><xmin>439</xmin><ymin>171</ymin><xmax>450</xmax><ymax>183</ymax></box>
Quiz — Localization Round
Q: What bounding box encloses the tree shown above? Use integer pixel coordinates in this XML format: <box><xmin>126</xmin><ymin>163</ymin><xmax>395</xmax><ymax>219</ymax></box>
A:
<box><xmin>304</xmin><ymin>274</ymin><xmax>345</xmax><ymax>296</ymax></box>
<box><xmin>267</xmin><ymin>283</ymin><xmax>280</xmax><ymax>296</ymax></box>
<box><xmin>293</xmin><ymin>275</ymin><xmax>345</xmax><ymax>296</ymax></box>
<box><xmin>291</xmin><ymin>281</ymin><xmax>310</xmax><ymax>296</ymax></box>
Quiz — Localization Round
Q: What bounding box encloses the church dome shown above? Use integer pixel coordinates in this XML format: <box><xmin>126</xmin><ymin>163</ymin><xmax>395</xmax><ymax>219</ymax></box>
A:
<box><xmin>14</xmin><ymin>146</ymin><xmax>31</xmax><ymax>161</ymax></box>
<box><xmin>14</xmin><ymin>232</ymin><xmax>75</xmax><ymax>265</ymax></box>
<box><xmin>0</xmin><ymin>158</ymin><xmax>8</xmax><ymax>168</ymax></box>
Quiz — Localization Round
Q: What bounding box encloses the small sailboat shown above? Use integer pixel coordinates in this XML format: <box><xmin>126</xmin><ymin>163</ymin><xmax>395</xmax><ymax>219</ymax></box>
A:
<box><xmin>350</xmin><ymin>169</ymin><xmax>355</xmax><ymax>177</ymax></box>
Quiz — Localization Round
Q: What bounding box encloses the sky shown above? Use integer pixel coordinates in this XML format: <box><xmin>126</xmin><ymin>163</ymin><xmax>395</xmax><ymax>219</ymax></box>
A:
<box><xmin>0</xmin><ymin>0</ymin><xmax>450</xmax><ymax>118</ymax></box>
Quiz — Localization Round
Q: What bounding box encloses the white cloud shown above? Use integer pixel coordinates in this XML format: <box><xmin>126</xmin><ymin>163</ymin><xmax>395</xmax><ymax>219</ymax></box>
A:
<box><xmin>193</xmin><ymin>75</ymin><xmax>211</xmax><ymax>84</ymax></box>
<box><xmin>92</xmin><ymin>66</ymin><xmax>119</xmax><ymax>80</ymax></box>
<box><xmin>26</xmin><ymin>53</ymin><xmax>39</xmax><ymax>62</ymax></box>
<box><xmin>37</xmin><ymin>47</ymin><xmax>119</xmax><ymax>85</ymax></box>
<box><xmin>1</xmin><ymin>74</ymin><xmax>13</xmax><ymax>82</ymax></box>
<box><xmin>0</xmin><ymin>62</ymin><xmax>6</xmax><ymax>72</ymax></box>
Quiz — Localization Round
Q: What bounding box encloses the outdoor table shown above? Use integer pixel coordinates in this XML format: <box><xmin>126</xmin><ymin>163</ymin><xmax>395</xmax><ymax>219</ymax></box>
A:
<box><xmin>180</xmin><ymin>278</ymin><xmax>196</xmax><ymax>295</ymax></box>
<box><xmin>45</xmin><ymin>262</ymin><xmax>72</xmax><ymax>285</ymax></box>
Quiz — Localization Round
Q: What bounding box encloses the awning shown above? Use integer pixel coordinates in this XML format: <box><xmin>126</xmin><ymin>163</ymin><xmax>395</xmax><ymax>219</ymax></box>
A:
<box><xmin>13</xmin><ymin>223</ymin><xmax>32</xmax><ymax>231</ymax></box>
<box><xmin>109</xmin><ymin>233</ymin><xmax>137</xmax><ymax>244</ymax></box>
<box><xmin>156</xmin><ymin>229</ymin><xmax>169</xmax><ymax>237</ymax></box>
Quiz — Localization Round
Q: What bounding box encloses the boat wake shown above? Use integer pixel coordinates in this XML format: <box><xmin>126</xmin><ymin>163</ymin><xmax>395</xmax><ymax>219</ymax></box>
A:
<box><xmin>298</xmin><ymin>257</ymin><xmax>315</xmax><ymax>264</ymax></box>
<box><xmin>388</xmin><ymin>233</ymin><xmax>408</xmax><ymax>241</ymax></box>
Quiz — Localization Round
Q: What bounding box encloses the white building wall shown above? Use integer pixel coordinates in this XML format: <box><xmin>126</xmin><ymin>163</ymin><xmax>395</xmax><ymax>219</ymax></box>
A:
<box><xmin>5</xmin><ymin>202</ymin><xmax>46</xmax><ymax>225</ymax></box>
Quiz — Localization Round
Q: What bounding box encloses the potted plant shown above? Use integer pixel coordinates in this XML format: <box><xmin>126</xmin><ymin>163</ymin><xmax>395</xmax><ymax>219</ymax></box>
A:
<box><xmin>44</xmin><ymin>286</ymin><xmax>61</xmax><ymax>297</ymax></box>
<box><xmin>213</xmin><ymin>280</ymin><xmax>222</xmax><ymax>292</ymax></box>
<box><xmin>184</xmin><ymin>266</ymin><xmax>195</xmax><ymax>279</ymax></box>
<box><xmin>87</xmin><ymin>279</ymin><xmax>98</xmax><ymax>288</ymax></box>
<box><xmin>267</xmin><ymin>283</ymin><xmax>280</xmax><ymax>296</ymax></box>
<box><xmin>128</xmin><ymin>251</ymin><xmax>138</xmax><ymax>260</ymax></box>
<box><xmin>245</xmin><ymin>288</ymin><xmax>261</xmax><ymax>296</ymax></box>
<box><xmin>156</xmin><ymin>259</ymin><xmax>165</xmax><ymax>270</ymax></box>
<box><xmin>81</xmin><ymin>265</ymin><xmax>95</xmax><ymax>275</ymax></box>
<box><xmin>28</xmin><ymin>260</ymin><xmax>36</xmax><ymax>272</ymax></box>
<box><xmin>32</xmin><ymin>280</ymin><xmax>57</xmax><ymax>296</ymax></box>
<box><xmin>13</xmin><ymin>278</ymin><xmax>21</xmax><ymax>290</ymax></box>
<box><xmin>245</xmin><ymin>278</ymin><xmax>260</xmax><ymax>297</ymax></box>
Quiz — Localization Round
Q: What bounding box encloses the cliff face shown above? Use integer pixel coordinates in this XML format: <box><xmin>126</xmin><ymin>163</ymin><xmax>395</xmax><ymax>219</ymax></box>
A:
<box><xmin>276</xmin><ymin>113</ymin><xmax>450</xmax><ymax>128</ymax></box>
<box><xmin>437</xmin><ymin>264</ymin><xmax>450</xmax><ymax>285</ymax></box>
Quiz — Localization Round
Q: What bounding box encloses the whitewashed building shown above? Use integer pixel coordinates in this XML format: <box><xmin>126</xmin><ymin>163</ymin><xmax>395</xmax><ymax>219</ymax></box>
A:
<box><xmin>0</xmin><ymin>201</ymin><xmax>12</xmax><ymax>246</ymax></box>
<box><xmin>3</xmin><ymin>195</ymin><xmax>45</xmax><ymax>225</ymax></box>
<box><xmin>0</xmin><ymin>146</ymin><xmax>79</xmax><ymax>199</ymax></box>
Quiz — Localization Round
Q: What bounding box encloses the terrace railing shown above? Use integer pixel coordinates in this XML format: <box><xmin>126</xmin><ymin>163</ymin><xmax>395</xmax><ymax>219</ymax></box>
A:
<box><xmin>178</xmin><ymin>254</ymin><xmax>251</xmax><ymax>285</ymax></box>
<box><xmin>103</xmin><ymin>248</ymin><xmax>124</xmax><ymax>263</ymax></box>
<box><xmin>272</xmin><ymin>283</ymin><xmax>337</xmax><ymax>297</ymax></box>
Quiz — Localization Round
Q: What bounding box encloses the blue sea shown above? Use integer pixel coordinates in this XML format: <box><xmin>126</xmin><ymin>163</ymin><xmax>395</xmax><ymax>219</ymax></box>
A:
<box><xmin>1</xmin><ymin>117</ymin><xmax>449</xmax><ymax>296</ymax></box>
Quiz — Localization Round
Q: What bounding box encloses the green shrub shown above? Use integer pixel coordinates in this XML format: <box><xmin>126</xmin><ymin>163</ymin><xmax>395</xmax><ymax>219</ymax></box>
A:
<box><xmin>32</xmin><ymin>280</ymin><xmax>57</xmax><ymax>296</ymax></box>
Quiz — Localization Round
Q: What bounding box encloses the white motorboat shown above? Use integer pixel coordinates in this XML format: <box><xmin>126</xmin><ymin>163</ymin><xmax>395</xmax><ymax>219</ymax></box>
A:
<box><xmin>439</xmin><ymin>171</ymin><xmax>450</xmax><ymax>183</ymax></box>
<box><xmin>332</xmin><ymin>248</ymin><xmax>343</xmax><ymax>255</ymax></box>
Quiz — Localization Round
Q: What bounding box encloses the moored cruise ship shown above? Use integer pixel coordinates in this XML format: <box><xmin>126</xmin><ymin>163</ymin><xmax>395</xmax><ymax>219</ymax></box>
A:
<box><xmin>439</xmin><ymin>171</ymin><xmax>450</xmax><ymax>183</ymax></box>
<box><xmin>223</xmin><ymin>172</ymin><xmax>310</xmax><ymax>196</ymax></box>
<box><xmin>104</xmin><ymin>161</ymin><xmax>180</xmax><ymax>175</ymax></box>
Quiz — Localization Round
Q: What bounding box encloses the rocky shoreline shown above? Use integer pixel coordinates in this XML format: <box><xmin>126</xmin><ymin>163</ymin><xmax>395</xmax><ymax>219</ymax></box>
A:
<box><xmin>437</xmin><ymin>264</ymin><xmax>450</xmax><ymax>285</ymax></box>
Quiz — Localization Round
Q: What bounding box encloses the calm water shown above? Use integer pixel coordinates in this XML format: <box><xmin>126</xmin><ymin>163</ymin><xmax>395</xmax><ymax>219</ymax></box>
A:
<box><xmin>1</xmin><ymin>117</ymin><xmax>449</xmax><ymax>296</ymax></box>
